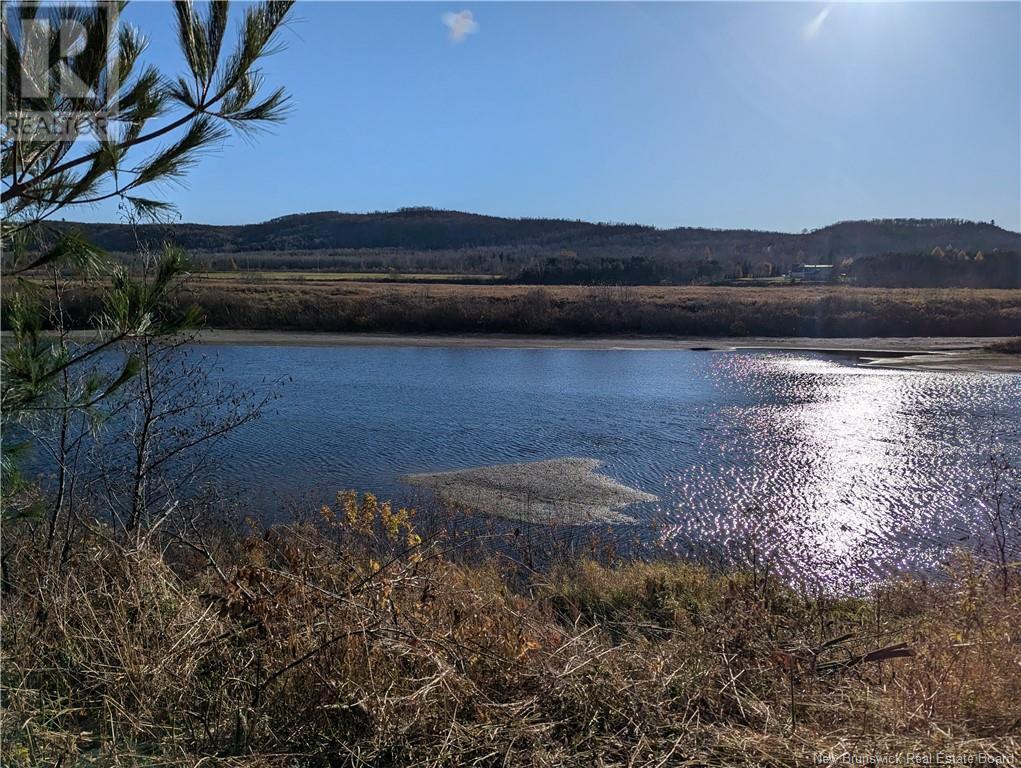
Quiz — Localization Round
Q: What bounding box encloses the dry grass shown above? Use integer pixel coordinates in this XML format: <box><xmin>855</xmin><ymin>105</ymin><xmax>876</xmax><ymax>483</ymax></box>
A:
<box><xmin>8</xmin><ymin>278</ymin><xmax>1020</xmax><ymax>337</ymax></box>
<box><xmin>2</xmin><ymin>495</ymin><xmax>1019</xmax><ymax>767</ymax></box>
<box><xmin>43</xmin><ymin>280</ymin><xmax>1021</xmax><ymax>337</ymax></box>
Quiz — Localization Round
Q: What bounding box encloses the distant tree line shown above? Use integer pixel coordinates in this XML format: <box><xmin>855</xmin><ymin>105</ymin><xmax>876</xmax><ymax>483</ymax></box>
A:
<box><xmin>109</xmin><ymin>246</ymin><xmax>1021</xmax><ymax>289</ymax></box>
<box><xmin>515</xmin><ymin>249</ymin><xmax>1020</xmax><ymax>288</ymax></box>
<box><xmin>817</xmin><ymin>218</ymin><xmax>998</xmax><ymax>230</ymax></box>
<box><xmin>847</xmin><ymin>250</ymin><xmax>1021</xmax><ymax>288</ymax></box>
<box><xmin>515</xmin><ymin>252</ymin><xmax>741</xmax><ymax>285</ymax></box>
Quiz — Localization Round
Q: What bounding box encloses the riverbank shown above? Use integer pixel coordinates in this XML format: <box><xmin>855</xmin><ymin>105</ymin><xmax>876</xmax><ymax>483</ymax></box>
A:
<box><xmin>4</xmin><ymin>514</ymin><xmax>1019</xmax><ymax>766</ymax></box>
<box><xmin>192</xmin><ymin>329</ymin><xmax>1021</xmax><ymax>372</ymax></box>
<box><xmin>861</xmin><ymin>350</ymin><xmax>1021</xmax><ymax>373</ymax></box>
<box><xmin>11</xmin><ymin>328</ymin><xmax>1019</xmax><ymax>372</ymax></box>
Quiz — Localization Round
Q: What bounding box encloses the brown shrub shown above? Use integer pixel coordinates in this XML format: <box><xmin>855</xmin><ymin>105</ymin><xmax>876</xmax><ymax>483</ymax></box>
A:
<box><xmin>2</xmin><ymin>499</ymin><xmax>1019</xmax><ymax>766</ymax></box>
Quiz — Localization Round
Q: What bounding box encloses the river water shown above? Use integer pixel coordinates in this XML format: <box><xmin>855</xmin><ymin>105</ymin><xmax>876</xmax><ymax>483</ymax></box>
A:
<box><xmin>200</xmin><ymin>343</ymin><xmax>1020</xmax><ymax>586</ymax></box>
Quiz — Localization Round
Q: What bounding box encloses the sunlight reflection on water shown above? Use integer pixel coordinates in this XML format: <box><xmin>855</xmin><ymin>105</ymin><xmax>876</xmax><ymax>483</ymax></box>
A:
<box><xmin>658</xmin><ymin>353</ymin><xmax>1017</xmax><ymax>586</ymax></box>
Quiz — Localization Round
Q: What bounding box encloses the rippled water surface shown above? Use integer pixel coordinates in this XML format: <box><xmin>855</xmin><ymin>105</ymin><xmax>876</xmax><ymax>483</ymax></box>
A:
<box><xmin>208</xmin><ymin>344</ymin><xmax>1020</xmax><ymax>584</ymax></box>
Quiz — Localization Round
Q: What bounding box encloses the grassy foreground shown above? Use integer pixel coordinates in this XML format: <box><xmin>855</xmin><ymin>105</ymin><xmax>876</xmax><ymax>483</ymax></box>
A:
<box><xmin>47</xmin><ymin>280</ymin><xmax>1021</xmax><ymax>337</ymax></box>
<box><xmin>2</xmin><ymin>495</ymin><xmax>1019</xmax><ymax>767</ymax></box>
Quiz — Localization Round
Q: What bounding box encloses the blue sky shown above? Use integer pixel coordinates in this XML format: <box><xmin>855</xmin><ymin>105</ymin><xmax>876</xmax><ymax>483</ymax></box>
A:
<box><xmin>83</xmin><ymin>1</ymin><xmax>1019</xmax><ymax>232</ymax></box>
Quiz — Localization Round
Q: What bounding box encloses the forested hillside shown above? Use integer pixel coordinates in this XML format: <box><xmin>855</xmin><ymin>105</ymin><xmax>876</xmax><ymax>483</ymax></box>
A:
<box><xmin>49</xmin><ymin>210</ymin><xmax>1021</xmax><ymax>286</ymax></box>
<box><xmin>55</xmin><ymin>210</ymin><xmax>1018</xmax><ymax>253</ymax></box>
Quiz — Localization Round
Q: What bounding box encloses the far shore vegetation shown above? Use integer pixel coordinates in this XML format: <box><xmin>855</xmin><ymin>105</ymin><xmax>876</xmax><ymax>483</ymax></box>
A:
<box><xmin>20</xmin><ymin>278</ymin><xmax>1021</xmax><ymax>338</ymax></box>
<box><xmin>49</xmin><ymin>212</ymin><xmax>1021</xmax><ymax>289</ymax></box>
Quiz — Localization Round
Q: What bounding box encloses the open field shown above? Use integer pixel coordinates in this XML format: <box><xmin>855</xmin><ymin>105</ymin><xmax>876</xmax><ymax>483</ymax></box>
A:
<box><xmin>93</xmin><ymin>279</ymin><xmax>1021</xmax><ymax>338</ymax></box>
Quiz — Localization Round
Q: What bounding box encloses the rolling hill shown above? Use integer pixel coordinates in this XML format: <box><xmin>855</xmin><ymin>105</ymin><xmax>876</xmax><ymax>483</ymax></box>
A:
<box><xmin>45</xmin><ymin>209</ymin><xmax>1021</xmax><ymax>286</ymax></box>
<box><xmin>52</xmin><ymin>209</ymin><xmax>1019</xmax><ymax>256</ymax></box>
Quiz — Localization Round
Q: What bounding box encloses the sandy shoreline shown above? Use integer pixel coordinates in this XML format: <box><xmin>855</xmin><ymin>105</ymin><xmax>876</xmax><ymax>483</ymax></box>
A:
<box><xmin>859</xmin><ymin>351</ymin><xmax>1021</xmax><ymax>373</ymax></box>
<box><xmin>7</xmin><ymin>329</ymin><xmax>1017</xmax><ymax>372</ymax></box>
<box><xmin>190</xmin><ymin>330</ymin><xmax>1021</xmax><ymax>372</ymax></box>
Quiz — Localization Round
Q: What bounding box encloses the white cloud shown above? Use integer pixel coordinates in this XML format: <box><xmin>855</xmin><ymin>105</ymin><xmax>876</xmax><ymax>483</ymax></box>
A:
<box><xmin>802</xmin><ymin>7</ymin><xmax>830</xmax><ymax>40</ymax></box>
<box><xmin>442</xmin><ymin>10</ymin><xmax>479</xmax><ymax>43</ymax></box>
